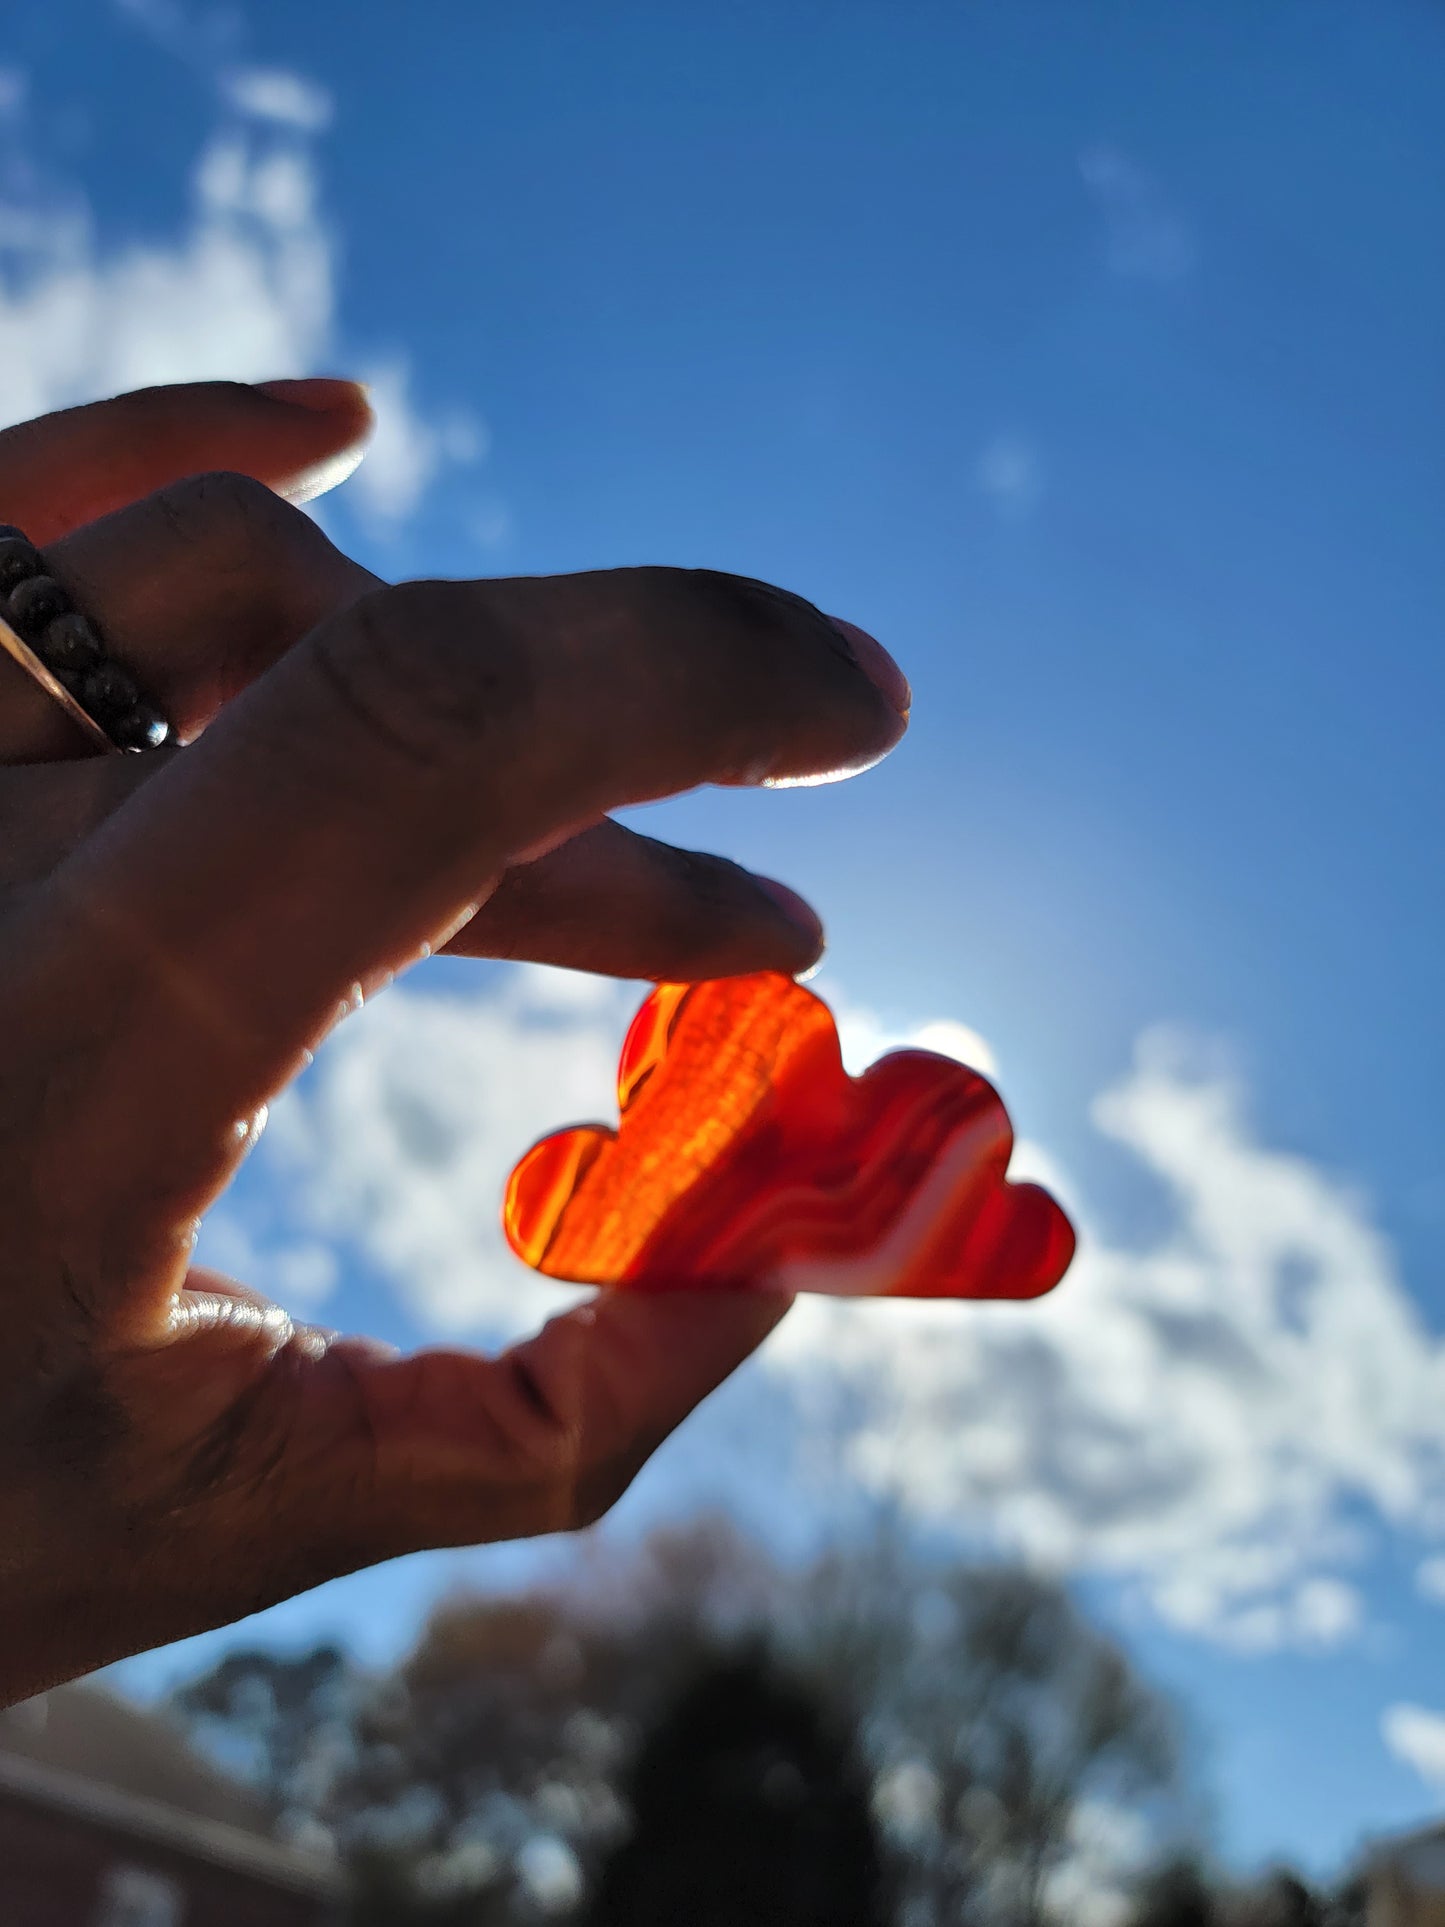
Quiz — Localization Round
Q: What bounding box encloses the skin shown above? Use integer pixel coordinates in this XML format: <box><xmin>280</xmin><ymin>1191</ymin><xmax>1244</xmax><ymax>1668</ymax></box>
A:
<box><xmin>0</xmin><ymin>379</ymin><xmax>910</xmax><ymax>1707</ymax></box>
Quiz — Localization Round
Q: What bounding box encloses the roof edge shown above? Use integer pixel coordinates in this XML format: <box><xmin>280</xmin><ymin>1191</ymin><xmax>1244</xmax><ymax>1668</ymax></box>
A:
<box><xmin>0</xmin><ymin>1749</ymin><xmax>345</xmax><ymax>1900</ymax></box>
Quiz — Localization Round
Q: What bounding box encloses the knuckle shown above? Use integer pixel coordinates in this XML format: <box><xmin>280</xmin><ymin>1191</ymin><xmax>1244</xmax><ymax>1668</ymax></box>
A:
<box><xmin>496</xmin><ymin>1349</ymin><xmax>635</xmax><ymax>1533</ymax></box>
<box><xmin>149</xmin><ymin>469</ymin><xmax>308</xmax><ymax>574</ymax></box>
<box><xmin>500</xmin><ymin>1351</ymin><xmax>579</xmax><ymax>1469</ymax></box>
<box><xmin>311</xmin><ymin>580</ymin><xmax>536</xmax><ymax>770</ymax></box>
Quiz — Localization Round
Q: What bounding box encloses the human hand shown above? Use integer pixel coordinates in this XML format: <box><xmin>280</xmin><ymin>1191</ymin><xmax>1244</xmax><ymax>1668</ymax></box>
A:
<box><xmin>0</xmin><ymin>380</ymin><xmax>909</xmax><ymax>1703</ymax></box>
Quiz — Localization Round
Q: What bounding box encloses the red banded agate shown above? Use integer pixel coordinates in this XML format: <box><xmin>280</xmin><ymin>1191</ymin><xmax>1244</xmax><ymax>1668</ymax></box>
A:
<box><xmin>503</xmin><ymin>972</ymin><xmax>1075</xmax><ymax>1300</ymax></box>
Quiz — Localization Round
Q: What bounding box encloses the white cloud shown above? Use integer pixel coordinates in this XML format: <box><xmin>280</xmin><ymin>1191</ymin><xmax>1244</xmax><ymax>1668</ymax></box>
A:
<box><xmin>1292</xmin><ymin>1576</ymin><xmax>1365</xmax><ymax>1645</ymax></box>
<box><xmin>1383</xmin><ymin>1704</ymin><xmax>1445</xmax><ymax>1792</ymax></box>
<box><xmin>1417</xmin><ymin>1555</ymin><xmax>1445</xmax><ymax>1604</ymax></box>
<box><xmin>773</xmin><ymin>1025</ymin><xmax>1445</xmax><ymax>1648</ymax></box>
<box><xmin>0</xmin><ymin>49</ymin><xmax>485</xmax><ymax>531</ymax></box>
<box><xmin>257</xmin><ymin>974</ymin><xmax>1006</xmax><ymax>1340</ymax></box>
<box><xmin>0</xmin><ymin>119</ymin><xmax>328</xmax><ymax>425</ymax></box>
<box><xmin>1079</xmin><ymin>146</ymin><xmax>1194</xmax><ymax>282</ymax></box>
<box><xmin>223</xmin><ymin>67</ymin><xmax>333</xmax><ymax>133</ymax></box>
<box><xmin>347</xmin><ymin>358</ymin><xmax>488</xmax><ymax>529</ymax></box>
<box><xmin>112</xmin><ymin>0</ymin><xmax>242</xmax><ymax>77</ymax></box>
<box><xmin>975</xmin><ymin>433</ymin><xmax>1044</xmax><ymax>520</ymax></box>
<box><xmin>260</xmin><ymin>966</ymin><xmax>630</xmax><ymax>1336</ymax></box>
<box><xmin>836</xmin><ymin>1004</ymin><xmax>997</xmax><ymax>1082</ymax></box>
<box><xmin>198</xmin><ymin>1211</ymin><xmax>340</xmax><ymax>1310</ymax></box>
<box><xmin>223</xmin><ymin>966</ymin><xmax>1445</xmax><ymax>1652</ymax></box>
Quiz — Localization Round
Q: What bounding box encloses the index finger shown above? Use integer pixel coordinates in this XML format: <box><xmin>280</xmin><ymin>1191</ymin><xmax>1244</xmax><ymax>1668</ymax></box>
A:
<box><xmin>31</xmin><ymin>568</ymin><xmax>908</xmax><ymax>1303</ymax></box>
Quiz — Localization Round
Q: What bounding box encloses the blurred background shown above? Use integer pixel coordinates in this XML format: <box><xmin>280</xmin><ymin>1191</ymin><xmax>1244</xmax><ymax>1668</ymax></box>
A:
<box><xmin>1</xmin><ymin>1</ymin><xmax>1442</xmax><ymax>1921</ymax></box>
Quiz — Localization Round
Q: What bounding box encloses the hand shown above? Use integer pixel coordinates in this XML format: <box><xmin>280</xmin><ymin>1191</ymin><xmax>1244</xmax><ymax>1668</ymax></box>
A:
<box><xmin>0</xmin><ymin>381</ymin><xmax>909</xmax><ymax>1703</ymax></box>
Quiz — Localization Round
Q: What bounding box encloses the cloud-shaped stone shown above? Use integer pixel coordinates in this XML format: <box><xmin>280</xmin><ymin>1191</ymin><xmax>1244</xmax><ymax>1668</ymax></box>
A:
<box><xmin>505</xmin><ymin>973</ymin><xmax>1075</xmax><ymax>1300</ymax></box>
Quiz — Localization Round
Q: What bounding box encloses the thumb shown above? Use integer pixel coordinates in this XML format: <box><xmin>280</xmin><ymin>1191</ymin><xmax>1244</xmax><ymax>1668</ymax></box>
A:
<box><xmin>305</xmin><ymin>1291</ymin><xmax>793</xmax><ymax>1559</ymax></box>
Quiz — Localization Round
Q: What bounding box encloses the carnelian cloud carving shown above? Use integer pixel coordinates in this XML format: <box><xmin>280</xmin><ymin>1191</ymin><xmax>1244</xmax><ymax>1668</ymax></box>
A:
<box><xmin>504</xmin><ymin>973</ymin><xmax>1076</xmax><ymax>1299</ymax></box>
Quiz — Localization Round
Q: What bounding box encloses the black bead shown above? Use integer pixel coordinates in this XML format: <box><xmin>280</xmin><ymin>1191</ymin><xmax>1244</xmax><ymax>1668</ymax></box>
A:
<box><xmin>0</xmin><ymin>536</ymin><xmax>41</xmax><ymax>594</ymax></box>
<box><xmin>6</xmin><ymin>573</ymin><xmax>70</xmax><ymax>635</ymax></box>
<box><xmin>80</xmin><ymin>660</ymin><xmax>139</xmax><ymax>717</ymax></box>
<box><xmin>0</xmin><ymin>525</ymin><xmax>28</xmax><ymax>543</ymax></box>
<box><xmin>112</xmin><ymin>702</ymin><xmax>171</xmax><ymax>752</ymax></box>
<box><xmin>39</xmin><ymin>610</ymin><xmax>103</xmax><ymax>673</ymax></box>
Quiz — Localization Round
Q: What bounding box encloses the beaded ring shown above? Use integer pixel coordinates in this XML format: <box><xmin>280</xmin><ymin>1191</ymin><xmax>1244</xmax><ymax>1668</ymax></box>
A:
<box><xmin>0</xmin><ymin>525</ymin><xmax>171</xmax><ymax>753</ymax></box>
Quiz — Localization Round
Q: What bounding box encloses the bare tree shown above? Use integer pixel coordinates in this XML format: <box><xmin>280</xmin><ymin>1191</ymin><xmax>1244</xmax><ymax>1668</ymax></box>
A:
<box><xmin>789</xmin><ymin>1526</ymin><xmax>1182</xmax><ymax>1925</ymax></box>
<box><xmin>171</xmin><ymin>1516</ymin><xmax>1188</xmax><ymax>1927</ymax></box>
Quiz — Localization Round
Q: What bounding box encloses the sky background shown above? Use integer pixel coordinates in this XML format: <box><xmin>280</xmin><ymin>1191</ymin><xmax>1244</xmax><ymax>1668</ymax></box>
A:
<box><xmin>1</xmin><ymin>0</ymin><xmax>1443</xmax><ymax>1884</ymax></box>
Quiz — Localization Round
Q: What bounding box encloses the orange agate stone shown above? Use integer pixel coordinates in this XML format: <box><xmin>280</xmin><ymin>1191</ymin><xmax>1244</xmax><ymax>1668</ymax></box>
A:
<box><xmin>504</xmin><ymin>973</ymin><xmax>1075</xmax><ymax>1300</ymax></box>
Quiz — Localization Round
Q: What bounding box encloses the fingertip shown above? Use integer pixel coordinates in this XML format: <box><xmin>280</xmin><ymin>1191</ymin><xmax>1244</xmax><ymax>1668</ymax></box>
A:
<box><xmin>253</xmin><ymin>379</ymin><xmax>375</xmax><ymax>503</ymax></box>
<box><xmin>825</xmin><ymin>616</ymin><xmax>912</xmax><ymax>719</ymax></box>
<box><xmin>254</xmin><ymin>377</ymin><xmax>374</xmax><ymax>429</ymax></box>
<box><xmin>753</xmin><ymin>874</ymin><xmax>827</xmax><ymax>967</ymax></box>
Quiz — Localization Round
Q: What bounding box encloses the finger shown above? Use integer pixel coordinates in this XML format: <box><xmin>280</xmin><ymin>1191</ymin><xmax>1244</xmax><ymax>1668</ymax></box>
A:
<box><xmin>0</xmin><ymin>755</ymin><xmax>162</xmax><ymax>890</ymax></box>
<box><xmin>0</xmin><ymin>378</ymin><xmax>373</xmax><ymax>546</ymax></box>
<box><xmin>451</xmin><ymin>819</ymin><xmax>826</xmax><ymax>979</ymax></box>
<box><xmin>307</xmin><ymin>1291</ymin><xmax>792</xmax><ymax>1558</ymax></box>
<box><xmin>0</xmin><ymin>470</ymin><xmax>376</xmax><ymax>761</ymax></box>
<box><xmin>35</xmin><ymin>567</ymin><xmax>908</xmax><ymax>1294</ymax></box>
<box><xmin>0</xmin><ymin>759</ymin><xmax>826</xmax><ymax>983</ymax></box>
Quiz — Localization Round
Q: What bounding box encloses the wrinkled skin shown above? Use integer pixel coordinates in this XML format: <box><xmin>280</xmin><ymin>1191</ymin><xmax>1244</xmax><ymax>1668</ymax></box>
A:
<box><xmin>0</xmin><ymin>379</ymin><xmax>910</xmax><ymax>1705</ymax></box>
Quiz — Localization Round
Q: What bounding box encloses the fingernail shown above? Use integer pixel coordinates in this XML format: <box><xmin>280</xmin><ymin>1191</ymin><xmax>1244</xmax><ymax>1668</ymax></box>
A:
<box><xmin>254</xmin><ymin>376</ymin><xmax>373</xmax><ymax>414</ymax></box>
<box><xmin>826</xmin><ymin>617</ymin><xmax>912</xmax><ymax>717</ymax></box>
<box><xmin>755</xmin><ymin>875</ymin><xmax>826</xmax><ymax>950</ymax></box>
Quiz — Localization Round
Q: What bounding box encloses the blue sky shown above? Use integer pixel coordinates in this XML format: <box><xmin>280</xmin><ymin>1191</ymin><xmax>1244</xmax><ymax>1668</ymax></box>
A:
<box><xmin>2</xmin><ymin>0</ymin><xmax>1443</xmax><ymax>1881</ymax></box>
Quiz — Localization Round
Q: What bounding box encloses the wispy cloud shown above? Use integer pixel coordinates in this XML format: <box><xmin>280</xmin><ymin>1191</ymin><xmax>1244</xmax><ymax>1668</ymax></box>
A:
<box><xmin>231</xmin><ymin>966</ymin><xmax>628</xmax><ymax>1336</ymax></box>
<box><xmin>213</xmin><ymin>964</ymin><xmax>1445</xmax><ymax>1653</ymax></box>
<box><xmin>1382</xmin><ymin>1703</ymin><xmax>1445</xmax><ymax>1792</ymax></box>
<box><xmin>348</xmin><ymin>358</ymin><xmax>490</xmax><ymax>529</ymax></box>
<box><xmin>221</xmin><ymin>66</ymin><xmax>333</xmax><ymax>133</ymax></box>
<box><xmin>1079</xmin><ymin>145</ymin><xmax>1195</xmax><ymax>282</ymax></box>
<box><xmin>112</xmin><ymin>0</ymin><xmax>237</xmax><ymax>69</ymax></box>
<box><xmin>777</xmin><ymin>1025</ymin><xmax>1445</xmax><ymax>1650</ymax></box>
<box><xmin>0</xmin><ymin>14</ymin><xmax>489</xmax><ymax>532</ymax></box>
<box><xmin>200</xmin><ymin>1211</ymin><xmax>340</xmax><ymax>1311</ymax></box>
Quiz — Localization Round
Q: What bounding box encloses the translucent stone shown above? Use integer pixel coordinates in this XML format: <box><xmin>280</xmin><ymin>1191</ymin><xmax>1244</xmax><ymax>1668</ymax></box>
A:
<box><xmin>504</xmin><ymin>972</ymin><xmax>1075</xmax><ymax>1300</ymax></box>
